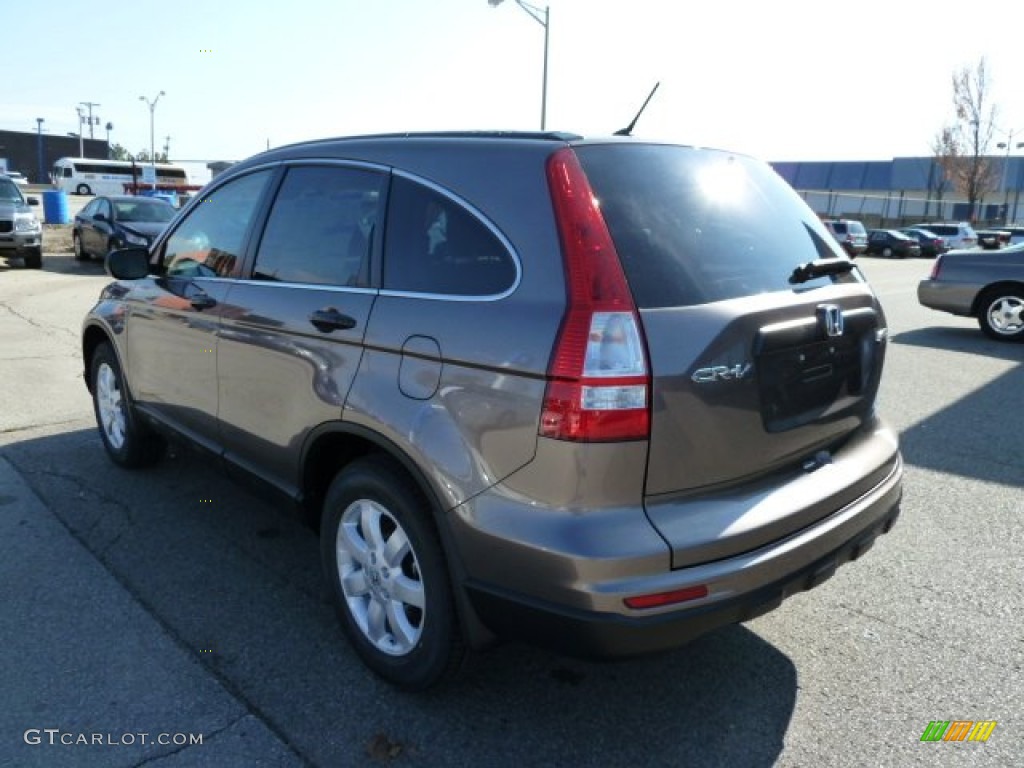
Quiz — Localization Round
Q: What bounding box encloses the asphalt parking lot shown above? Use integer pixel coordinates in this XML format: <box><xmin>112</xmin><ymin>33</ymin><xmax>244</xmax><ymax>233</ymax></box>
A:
<box><xmin>0</xmin><ymin>252</ymin><xmax>1020</xmax><ymax>767</ymax></box>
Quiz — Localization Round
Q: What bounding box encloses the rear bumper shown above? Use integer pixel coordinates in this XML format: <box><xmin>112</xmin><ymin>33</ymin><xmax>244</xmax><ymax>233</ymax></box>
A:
<box><xmin>917</xmin><ymin>279</ymin><xmax>978</xmax><ymax>316</ymax></box>
<box><xmin>467</xmin><ymin>489</ymin><xmax>900</xmax><ymax>659</ymax></box>
<box><xmin>455</xmin><ymin>432</ymin><xmax>904</xmax><ymax>659</ymax></box>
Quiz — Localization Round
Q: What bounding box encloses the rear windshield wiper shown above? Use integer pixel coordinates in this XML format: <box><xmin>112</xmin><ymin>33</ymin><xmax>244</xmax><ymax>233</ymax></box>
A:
<box><xmin>789</xmin><ymin>258</ymin><xmax>855</xmax><ymax>284</ymax></box>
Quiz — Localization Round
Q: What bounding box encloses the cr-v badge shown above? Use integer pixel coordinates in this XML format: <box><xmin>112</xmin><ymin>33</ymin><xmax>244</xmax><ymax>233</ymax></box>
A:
<box><xmin>691</xmin><ymin>362</ymin><xmax>753</xmax><ymax>383</ymax></box>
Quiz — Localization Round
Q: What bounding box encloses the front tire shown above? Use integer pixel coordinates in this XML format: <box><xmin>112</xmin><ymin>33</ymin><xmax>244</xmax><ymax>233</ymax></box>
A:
<box><xmin>23</xmin><ymin>248</ymin><xmax>42</xmax><ymax>269</ymax></box>
<box><xmin>977</xmin><ymin>288</ymin><xmax>1024</xmax><ymax>341</ymax></box>
<box><xmin>76</xmin><ymin>184</ymin><xmax>92</xmax><ymax>196</ymax></box>
<box><xmin>73</xmin><ymin>232</ymin><xmax>88</xmax><ymax>261</ymax></box>
<box><xmin>320</xmin><ymin>456</ymin><xmax>464</xmax><ymax>690</ymax></box>
<box><xmin>882</xmin><ymin>246</ymin><xmax>893</xmax><ymax>258</ymax></box>
<box><xmin>90</xmin><ymin>343</ymin><xmax>165</xmax><ymax>467</ymax></box>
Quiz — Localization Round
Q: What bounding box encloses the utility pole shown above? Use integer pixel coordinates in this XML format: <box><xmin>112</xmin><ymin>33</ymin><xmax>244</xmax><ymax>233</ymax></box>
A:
<box><xmin>79</xmin><ymin>101</ymin><xmax>101</xmax><ymax>139</ymax></box>
<box><xmin>35</xmin><ymin>118</ymin><xmax>45</xmax><ymax>184</ymax></box>
<box><xmin>75</xmin><ymin>107</ymin><xmax>85</xmax><ymax>157</ymax></box>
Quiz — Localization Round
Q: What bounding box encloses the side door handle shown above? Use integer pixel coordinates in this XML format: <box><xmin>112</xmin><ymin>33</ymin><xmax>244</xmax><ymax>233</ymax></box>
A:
<box><xmin>309</xmin><ymin>308</ymin><xmax>357</xmax><ymax>332</ymax></box>
<box><xmin>190</xmin><ymin>293</ymin><xmax>217</xmax><ymax>310</ymax></box>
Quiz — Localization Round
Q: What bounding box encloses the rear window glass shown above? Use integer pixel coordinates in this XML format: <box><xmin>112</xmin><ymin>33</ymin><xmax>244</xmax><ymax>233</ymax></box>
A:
<box><xmin>575</xmin><ymin>144</ymin><xmax>857</xmax><ymax>308</ymax></box>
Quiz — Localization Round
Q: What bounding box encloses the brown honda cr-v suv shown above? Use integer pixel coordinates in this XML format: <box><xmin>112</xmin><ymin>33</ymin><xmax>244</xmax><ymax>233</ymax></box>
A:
<box><xmin>82</xmin><ymin>132</ymin><xmax>903</xmax><ymax>689</ymax></box>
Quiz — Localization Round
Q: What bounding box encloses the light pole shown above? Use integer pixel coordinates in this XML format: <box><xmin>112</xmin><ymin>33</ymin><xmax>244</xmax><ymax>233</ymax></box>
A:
<box><xmin>995</xmin><ymin>129</ymin><xmax>1024</xmax><ymax>225</ymax></box>
<box><xmin>35</xmin><ymin>118</ymin><xmax>45</xmax><ymax>184</ymax></box>
<box><xmin>139</xmin><ymin>90</ymin><xmax>166</xmax><ymax>185</ymax></box>
<box><xmin>488</xmin><ymin>0</ymin><xmax>550</xmax><ymax>130</ymax></box>
<box><xmin>105</xmin><ymin>122</ymin><xmax>113</xmax><ymax>158</ymax></box>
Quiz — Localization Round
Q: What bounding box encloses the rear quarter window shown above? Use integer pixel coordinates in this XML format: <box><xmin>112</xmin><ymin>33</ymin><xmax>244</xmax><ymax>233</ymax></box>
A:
<box><xmin>575</xmin><ymin>144</ymin><xmax>853</xmax><ymax>308</ymax></box>
<box><xmin>383</xmin><ymin>175</ymin><xmax>516</xmax><ymax>297</ymax></box>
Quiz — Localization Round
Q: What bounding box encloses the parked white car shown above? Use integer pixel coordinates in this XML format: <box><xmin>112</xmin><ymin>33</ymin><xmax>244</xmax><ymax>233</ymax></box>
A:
<box><xmin>910</xmin><ymin>221</ymin><xmax>977</xmax><ymax>250</ymax></box>
<box><xmin>3</xmin><ymin>171</ymin><xmax>29</xmax><ymax>187</ymax></box>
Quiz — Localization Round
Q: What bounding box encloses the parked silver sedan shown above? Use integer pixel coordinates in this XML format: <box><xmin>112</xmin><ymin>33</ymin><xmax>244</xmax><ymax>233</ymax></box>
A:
<box><xmin>917</xmin><ymin>243</ymin><xmax>1024</xmax><ymax>340</ymax></box>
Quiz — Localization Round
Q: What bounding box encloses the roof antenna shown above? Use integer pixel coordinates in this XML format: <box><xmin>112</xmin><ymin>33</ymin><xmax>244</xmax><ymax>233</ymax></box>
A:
<box><xmin>614</xmin><ymin>82</ymin><xmax>660</xmax><ymax>137</ymax></box>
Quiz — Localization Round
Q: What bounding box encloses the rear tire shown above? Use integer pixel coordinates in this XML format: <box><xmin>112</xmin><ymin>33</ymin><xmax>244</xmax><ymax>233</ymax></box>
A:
<box><xmin>320</xmin><ymin>455</ymin><xmax>464</xmax><ymax>690</ymax></box>
<box><xmin>882</xmin><ymin>247</ymin><xmax>893</xmax><ymax>259</ymax></box>
<box><xmin>977</xmin><ymin>288</ymin><xmax>1024</xmax><ymax>341</ymax></box>
<box><xmin>90</xmin><ymin>343</ymin><xmax>165</xmax><ymax>467</ymax></box>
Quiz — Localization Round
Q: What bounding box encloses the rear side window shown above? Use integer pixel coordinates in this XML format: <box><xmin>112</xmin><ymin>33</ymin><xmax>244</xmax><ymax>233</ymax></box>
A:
<box><xmin>831</xmin><ymin>222</ymin><xmax>848</xmax><ymax>235</ymax></box>
<box><xmin>383</xmin><ymin>176</ymin><xmax>516</xmax><ymax>296</ymax></box>
<box><xmin>252</xmin><ymin>165</ymin><xmax>385</xmax><ymax>287</ymax></box>
<box><xmin>575</xmin><ymin>145</ymin><xmax>853</xmax><ymax>308</ymax></box>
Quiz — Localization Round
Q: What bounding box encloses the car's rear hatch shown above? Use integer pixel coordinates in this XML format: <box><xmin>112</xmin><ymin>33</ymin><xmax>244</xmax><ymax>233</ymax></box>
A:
<box><xmin>574</xmin><ymin>143</ymin><xmax>892</xmax><ymax>567</ymax></box>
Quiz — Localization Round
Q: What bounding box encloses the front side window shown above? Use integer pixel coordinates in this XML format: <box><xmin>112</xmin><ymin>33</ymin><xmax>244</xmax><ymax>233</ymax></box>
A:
<box><xmin>383</xmin><ymin>176</ymin><xmax>516</xmax><ymax>296</ymax></box>
<box><xmin>162</xmin><ymin>170</ymin><xmax>271</xmax><ymax>278</ymax></box>
<box><xmin>252</xmin><ymin>165</ymin><xmax>385</xmax><ymax>287</ymax></box>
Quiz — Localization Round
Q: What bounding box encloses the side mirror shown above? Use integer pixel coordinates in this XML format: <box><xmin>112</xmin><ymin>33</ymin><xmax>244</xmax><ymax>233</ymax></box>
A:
<box><xmin>107</xmin><ymin>247</ymin><xmax>151</xmax><ymax>280</ymax></box>
<box><xmin>27</xmin><ymin>197</ymin><xmax>40</xmax><ymax>206</ymax></box>
<box><xmin>94</xmin><ymin>212</ymin><xmax>107</xmax><ymax>222</ymax></box>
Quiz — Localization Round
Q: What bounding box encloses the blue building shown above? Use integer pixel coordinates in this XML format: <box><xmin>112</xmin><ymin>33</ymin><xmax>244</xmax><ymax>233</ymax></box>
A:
<box><xmin>771</xmin><ymin>156</ymin><xmax>1024</xmax><ymax>225</ymax></box>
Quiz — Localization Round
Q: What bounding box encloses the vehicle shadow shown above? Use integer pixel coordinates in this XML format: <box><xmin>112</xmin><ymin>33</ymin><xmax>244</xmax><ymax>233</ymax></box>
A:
<box><xmin>891</xmin><ymin>326</ymin><xmax>1024</xmax><ymax>362</ymax></box>
<box><xmin>891</xmin><ymin>328</ymin><xmax>1023</xmax><ymax>489</ymax></box>
<box><xmin>0</xmin><ymin>253</ymin><xmax>106</xmax><ymax>275</ymax></box>
<box><xmin>2</xmin><ymin>427</ymin><xmax>796</xmax><ymax>768</ymax></box>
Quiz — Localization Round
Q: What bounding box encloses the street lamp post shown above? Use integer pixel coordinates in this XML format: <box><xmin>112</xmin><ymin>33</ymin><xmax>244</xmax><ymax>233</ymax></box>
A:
<box><xmin>995</xmin><ymin>129</ymin><xmax>1024</xmax><ymax>225</ymax></box>
<box><xmin>35</xmin><ymin>118</ymin><xmax>45</xmax><ymax>185</ymax></box>
<box><xmin>488</xmin><ymin>0</ymin><xmax>550</xmax><ymax>130</ymax></box>
<box><xmin>139</xmin><ymin>90</ymin><xmax>166</xmax><ymax>187</ymax></box>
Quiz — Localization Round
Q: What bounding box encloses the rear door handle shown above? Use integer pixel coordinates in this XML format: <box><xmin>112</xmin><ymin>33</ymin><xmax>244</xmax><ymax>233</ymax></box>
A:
<box><xmin>190</xmin><ymin>293</ymin><xmax>217</xmax><ymax>310</ymax></box>
<box><xmin>309</xmin><ymin>308</ymin><xmax>357</xmax><ymax>332</ymax></box>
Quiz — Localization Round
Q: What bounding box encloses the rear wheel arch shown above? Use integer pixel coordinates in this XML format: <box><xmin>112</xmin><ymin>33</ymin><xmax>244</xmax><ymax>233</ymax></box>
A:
<box><xmin>974</xmin><ymin>282</ymin><xmax>1024</xmax><ymax>341</ymax></box>
<box><xmin>301</xmin><ymin>422</ymin><xmax>497</xmax><ymax>650</ymax></box>
<box><xmin>970</xmin><ymin>281</ymin><xmax>1024</xmax><ymax>317</ymax></box>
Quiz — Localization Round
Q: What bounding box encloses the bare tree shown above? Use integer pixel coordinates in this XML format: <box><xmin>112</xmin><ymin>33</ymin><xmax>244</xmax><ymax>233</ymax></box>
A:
<box><xmin>931</xmin><ymin>57</ymin><xmax>1000</xmax><ymax>219</ymax></box>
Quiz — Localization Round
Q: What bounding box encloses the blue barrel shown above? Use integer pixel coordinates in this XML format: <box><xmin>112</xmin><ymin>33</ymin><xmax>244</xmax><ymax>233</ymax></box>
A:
<box><xmin>42</xmin><ymin>190</ymin><xmax>70</xmax><ymax>224</ymax></box>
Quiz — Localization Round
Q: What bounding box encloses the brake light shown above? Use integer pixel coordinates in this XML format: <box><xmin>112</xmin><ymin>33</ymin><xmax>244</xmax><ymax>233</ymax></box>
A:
<box><xmin>541</xmin><ymin>148</ymin><xmax>650</xmax><ymax>442</ymax></box>
<box><xmin>929</xmin><ymin>256</ymin><xmax>943</xmax><ymax>279</ymax></box>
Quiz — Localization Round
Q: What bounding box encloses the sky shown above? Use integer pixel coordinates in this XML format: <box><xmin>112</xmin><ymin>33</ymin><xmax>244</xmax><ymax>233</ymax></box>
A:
<box><xmin>5</xmin><ymin>0</ymin><xmax>1024</xmax><ymax>174</ymax></box>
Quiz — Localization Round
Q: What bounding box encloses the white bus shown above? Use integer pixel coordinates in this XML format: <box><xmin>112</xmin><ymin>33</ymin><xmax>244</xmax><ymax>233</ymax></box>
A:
<box><xmin>51</xmin><ymin>157</ymin><xmax>190</xmax><ymax>196</ymax></box>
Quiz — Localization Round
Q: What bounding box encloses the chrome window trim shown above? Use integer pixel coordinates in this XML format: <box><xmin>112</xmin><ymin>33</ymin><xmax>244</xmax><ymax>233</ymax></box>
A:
<box><xmin>381</xmin><ymin>169</ymin><xmax>522</xmax><ymax>302</ymax></box>
<box><xmin>167</xmin><ymin>160</ymin><xmax>523</xmax><ymax>301</ymax></box>
<box><xmin>219</xmin><ymin>277</ymin><xmax>378</xmax><ymax>296</ymax></box>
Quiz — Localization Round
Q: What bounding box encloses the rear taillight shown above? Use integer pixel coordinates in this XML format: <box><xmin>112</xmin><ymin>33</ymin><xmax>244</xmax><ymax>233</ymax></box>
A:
<box><xmin>929</xmin><ymin>256</ymin><xmax>943</xmax><ymax>279</ymax></box>
<box><xmin>541</xmin><ymin>147</ymin><xmax>650</xmax><ymax>442</ymax></box>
